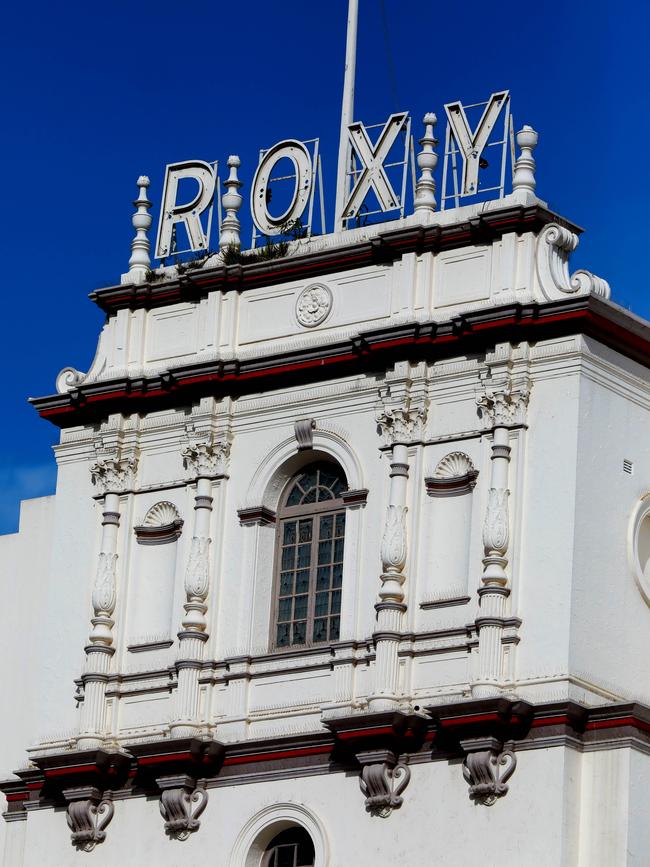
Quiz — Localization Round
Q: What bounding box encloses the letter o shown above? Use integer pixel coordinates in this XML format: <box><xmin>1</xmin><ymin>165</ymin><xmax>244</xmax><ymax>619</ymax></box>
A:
<box><xmin>250</xmin><ymin>140</ymin><xmax>312</xmax><ymax>235</ymax></box>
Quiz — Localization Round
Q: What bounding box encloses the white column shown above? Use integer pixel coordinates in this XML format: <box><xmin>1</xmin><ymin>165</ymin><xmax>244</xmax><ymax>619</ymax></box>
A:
<box><xmin>473</xmin><ymin>374</ymin><xmax>530</xmax><ymax>697</ymax></box>
<box><xmin>370</xmin><ymin>399</ymin><xmax>426</xmax><ymax>711</ymax></box>
<box><xmin>170</xmin><ymin>440</ymin><xmax>229</xmax><ymax>738</ymax></box>
<box><xmin>78</xmin><ymin>455</ymin><xmax>137</xmax><ymax>749</ymax></box>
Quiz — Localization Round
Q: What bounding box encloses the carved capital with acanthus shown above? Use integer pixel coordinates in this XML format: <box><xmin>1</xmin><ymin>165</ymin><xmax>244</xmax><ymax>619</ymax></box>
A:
<box><xmin>182</xmin><ymin>439</ymin><xmax>231</xmax><ymax>478</ymax></box>
<box><xmin>476</xmin><ymin>377</ymin><xmax>530</xmax><ymax>428</ymax></box>
<box><xmin>375</xmin><ymin>387</ymin><xmax>428</xmax><ymax>447</ymax></box>
<box><xmin>63</xmin><ymin>786</ymin><xmax>114</xmax><ymax>851</ymax></box>
<box><xmin>90</xmin><ymin>454</ymin><xmax>138</xmax><ymax>494</ymax></box>
<box><xmin>157</xmin><ymin>775</ymin><xmax>208</xmax><ymax>840</ymax></box>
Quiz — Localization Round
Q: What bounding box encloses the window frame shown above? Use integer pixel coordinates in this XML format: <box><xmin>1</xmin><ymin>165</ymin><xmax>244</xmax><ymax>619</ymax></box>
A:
<box><xmin>270</xmin><ymin>462</ymin><xmax>347</xmax><ymax>652</ymax></box>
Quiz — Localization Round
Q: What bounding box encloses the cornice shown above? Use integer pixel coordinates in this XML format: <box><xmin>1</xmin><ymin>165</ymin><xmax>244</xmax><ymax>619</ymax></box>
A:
<box><xmin>31</xmin><ymin>296</ymin><xmax>649</xmax><ymax>429</ymax></box>
<box><xmin>89</xmin><ymin>205</ymin><xmax>576</xmax><ymax>314</ymax></box>
<box><xmin>4</xmin><ymin>699</ymin><xmax>650</xmax><ymax>823</ymax></box>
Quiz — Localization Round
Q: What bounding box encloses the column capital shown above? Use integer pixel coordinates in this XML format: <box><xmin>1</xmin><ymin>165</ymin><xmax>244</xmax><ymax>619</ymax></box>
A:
<box><xmin>375</xmin><ymin>399</ymin><xmax>428</xmax><ymax>446</ymax></box>
<box><xmin>181</xmin><ymin>439</ymin><xmax>231</xmax><ymax>479</ymax></box>
<box><xmin>90</xmin><ymin>454</ymin><xmax>138</xmax><ymax>494</ymax></box>
<box><xmin>476</xmin><ymin>376</ymin><xmax>531</xmax><ymax>428</ymax></box>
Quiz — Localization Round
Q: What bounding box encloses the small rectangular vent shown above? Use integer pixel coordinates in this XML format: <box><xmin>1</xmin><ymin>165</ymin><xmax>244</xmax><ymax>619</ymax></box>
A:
<box><xmin>623</xmin><ymin>459</ymin><xmax>634</xmax><ymax>475</ymax></box>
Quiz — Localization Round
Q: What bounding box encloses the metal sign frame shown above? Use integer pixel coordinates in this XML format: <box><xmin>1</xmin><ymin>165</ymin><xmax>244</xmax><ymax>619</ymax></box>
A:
<box><xmin>441</xmin><ymin>92</ymin><xmax>511</xmax><ymax>211</ymax></box>
<box><xmin>250</xmin><ymin>138</ymin><xmax>325</xmax><ymax>248</ymax></box>
<box><xmin>339</xmin><ymin>112</ymin><xmax>411</xmax><ymax>230</ymax></box>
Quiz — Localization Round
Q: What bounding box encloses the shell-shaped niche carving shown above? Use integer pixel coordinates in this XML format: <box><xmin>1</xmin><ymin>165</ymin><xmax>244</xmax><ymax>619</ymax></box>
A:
<box><xmin>135</xmin><ymin>501</ymin><xmax>183</xmax><ymax>545</ymax></box>
<box><xmin>426</xmin><ymin>452</ymin><xmax>478</xmax><ymax>496</ymax></box>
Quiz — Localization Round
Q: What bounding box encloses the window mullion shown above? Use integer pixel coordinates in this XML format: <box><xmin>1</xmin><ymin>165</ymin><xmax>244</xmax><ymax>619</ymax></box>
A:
<box><xmin>307</xmin><ymin>513</ymin><xmax>320</xmax><ymax>643</ymax></box>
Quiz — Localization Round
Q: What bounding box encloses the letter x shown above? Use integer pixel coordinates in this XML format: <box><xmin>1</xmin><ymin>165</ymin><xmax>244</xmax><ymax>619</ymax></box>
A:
<box><xmin>341</xmin><ymin>112</ymin><xmax>409</xmax><ymax>221</ymax></box>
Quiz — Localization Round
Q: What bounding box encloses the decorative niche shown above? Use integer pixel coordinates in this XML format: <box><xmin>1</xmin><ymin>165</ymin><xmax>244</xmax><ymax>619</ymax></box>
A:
<box><xmin>128</xmin><ymin>502</ymin><xmax>183</xmax><ymax>651</ymax></box>
<box><xmin>421</xmin><ymin>452</ymin><xmax>478</xmax><ymax>609</ymax></box>
<box><xmin>133</xmin><ymin>501</ymin><xmax>184</xmax><ymax>545</ymax></box>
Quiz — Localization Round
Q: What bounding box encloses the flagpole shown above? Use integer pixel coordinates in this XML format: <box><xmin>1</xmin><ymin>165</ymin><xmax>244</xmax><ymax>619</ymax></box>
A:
<box><xmin>334</xmin><ymin>0</ymin><xmax>359</xmax><ymax>233</ymax></box>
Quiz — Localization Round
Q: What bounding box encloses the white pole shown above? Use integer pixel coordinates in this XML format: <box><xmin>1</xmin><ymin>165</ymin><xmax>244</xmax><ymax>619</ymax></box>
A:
<box><xmin>334</xmin><ymin>0</ymin><xmax>359</xmax><ymax>232</ymax></box>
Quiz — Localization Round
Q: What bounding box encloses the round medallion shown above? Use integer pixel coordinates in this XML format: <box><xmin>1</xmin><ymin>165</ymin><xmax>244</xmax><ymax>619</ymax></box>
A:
<box><xmin>295</xmin><ymin>284</ymin><xmax>333</xmax><ymax>328</ymax></box>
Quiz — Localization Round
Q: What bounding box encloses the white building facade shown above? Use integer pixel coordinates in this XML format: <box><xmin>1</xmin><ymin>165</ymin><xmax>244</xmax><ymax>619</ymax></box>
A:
<box><xmin>2</xmin><ymin>108</ymin><xmax>650</xmax><ymax>867</ymax></box>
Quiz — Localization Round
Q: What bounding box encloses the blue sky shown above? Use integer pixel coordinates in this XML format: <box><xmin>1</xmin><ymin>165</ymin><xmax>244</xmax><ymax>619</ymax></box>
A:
<box><xmin>0</xmin><ymin>0</ymin><xmax>645</xmax><ymax>533</ymax></box>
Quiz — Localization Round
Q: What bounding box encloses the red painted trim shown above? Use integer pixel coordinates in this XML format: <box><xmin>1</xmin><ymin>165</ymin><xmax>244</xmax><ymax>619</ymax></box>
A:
<box><xmin>439</xmin><ymin>712</ymin><xmax>502</xmax><ymax>727</ymax></box>
<box><xmin>586</xmin><ymin>716</ymin><xmax>650</xmax><ymax>734</ymax></box>
<box><xmin>137</xmin><ymin>752</ymin><xmax>193</xmax><ymax>766</ymax></box>
<box><xmin>26</xmin><ymin>783</ymin><xmax>43</xmax><ymax>791</ymax></box>
<box><xmin>337</xmin><ymin>726</ymin><xmax>394</xmax><ymax>740</ymax></box>
<box><xmin>44</xmin><ymin>764</ymin><xmax>97</xmax><ymax>778</ymax></box>
<box><xmin>6</xmin><ymin>792</ymin><xmax>29</xmax><ymax>801</ymax></box>
<box><xmin>531</xmin><ymin>715</ymin><xmax>573</xmax><ymax>728</ymax></box>
<box><xmin>223</xmin><ymin>745</ymin><xmax>331</xmax><ymax>765</ymax></box>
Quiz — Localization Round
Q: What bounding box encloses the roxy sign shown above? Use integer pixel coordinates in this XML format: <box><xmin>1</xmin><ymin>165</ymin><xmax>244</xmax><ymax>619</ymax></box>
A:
<box><xmin>153</xmin><ymin>91</ymin><xmax>511</xmax><ymax>259</ymax></box>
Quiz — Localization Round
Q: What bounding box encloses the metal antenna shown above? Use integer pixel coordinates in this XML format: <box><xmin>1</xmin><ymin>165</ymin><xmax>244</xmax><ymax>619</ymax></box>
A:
<box><xmin>334</xmin><ymin>0</ymin><xmax>359</xmax><ymax>233</ymax></box>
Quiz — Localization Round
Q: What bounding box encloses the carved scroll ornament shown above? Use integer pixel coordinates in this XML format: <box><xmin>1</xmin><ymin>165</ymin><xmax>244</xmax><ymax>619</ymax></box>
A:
<box><xmin>358</xmin><ymin>750</ymin><xmax>411</xmax><ymax>817</ymax></box>
<box><xmin>462</xmin><ymin>744</ymin><xmax>517</xmax><ymax>806</ymax></box>
<box><xmin>64</xmin><ymin>787</ymin><xmax>114</xmax><ymax>851</ymax></box>
<box><xmin>158</xmin><ymin>776</ymin><xmax>208</xmax><ymax>840</ymax></box>
<box><xmin>536</xmin><ymin>223</ymin><xmax>610</xmax><ymax>301</ymax></box>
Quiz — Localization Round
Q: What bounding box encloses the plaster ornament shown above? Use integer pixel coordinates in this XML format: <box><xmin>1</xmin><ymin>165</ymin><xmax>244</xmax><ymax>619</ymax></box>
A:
<box><xmin>219</xmin><ymin>156</ymin><xmax>242</xmax><ymax>251</ymax></box>
<box><xmin>90</xmin><ymin>456</ymin><xmax>138</xmax><ymax>494</ymax></box>
<box><xmin>181</xmin><ymin>440</ymin><xmax>231</xmax><ymax>478</ymax></box>
<box><xmin>357</xmin><ymin>750</ymin><xmax>411</xmax><ymax>817</ymax></box>
<box><xmin>482</xmin><ymin>489</ymin><xmax>509</xmax><ymax>555</ymax></box>
<box><xmin>64</xmin><ymin>788</ymin><xmax>114</xmax><ymax>851</ymax></box>
<box><xmin>462</xmin><ymin>745</ymin><xmax>517</xmax><ymax>806</ymax></box>
<box><xmin>295</xmin><ymin>284</ymin><xmax>333</xmax><ymax>327</ymax></box>
<box><xmin>184</xmin><ymin>536</ymin><xmax>210</xmax><ymax>601</ymax></box>
<box><xmin>158</xmin><ymin>777</ymin><xmax>208</xmax><ymax>840</ymax></box>
<box><xmin>294</xmin><ymin>418</ymin><xmax>316</xmax><ymax>450</ymax></box>
<box><xmin>92</xmin><ymin>552</ymin><xmax>117</xmax><ymax>617</ymax></box>
<box><xmin>141</xmin><ymin>501</ymin><xmax>181</xmax><ymax>527</ymax></box>
<box><xmin>56</xmin><ymin>366</ymin><xmax>86</xmax><ymax>394</ymax></box>
<box><xmin>135</xmin><ymin>501</ymin><xmax>183</xmax><ymax>545</ymax></box>
<box><xmin>375</xmin><ymin>405</ymin><xmax>427</xmax><ymax>445</ymax></box>
<box><xmin>413</xmin><ymin>113</ymin><xmax>438</xmax><ymax>215</ymax></box>
<box><xmin>381</xmin><ymin>505</ymin><xmax>407</xmax><ymax>573</ymax></box>
<box><xmin>127</xmin><ymin>175</ymin><xmax>152</xmax><ymax>282</ymax></box>
<box><xmin>536</xmin><ymin>223</ymin><xmax>611</xmax><ymax>301</ymax></box>
<box><xmin>476</xmin><ymin>379</ymin><xmax>530</xmax><ymax>428</ymax></box>
<box><xmin>433</xmin><ymin>451</ymin><xmax>477</xmax><ymax>481</ymax></box>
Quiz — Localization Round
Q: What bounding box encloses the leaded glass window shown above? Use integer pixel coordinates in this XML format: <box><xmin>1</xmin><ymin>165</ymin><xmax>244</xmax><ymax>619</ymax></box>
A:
<box><xmin>273</xmin><ymin>462</ymin><xmax>346</xmax><ymax>649</ymax></box>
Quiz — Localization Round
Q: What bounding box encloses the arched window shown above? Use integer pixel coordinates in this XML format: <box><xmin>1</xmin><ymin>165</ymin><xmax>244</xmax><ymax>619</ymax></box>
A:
<box><xmin>273</xmin><ymin>461</ymin><xmax>346</xmax><ymax>648</ymax></box>
<box><xmin>261</xmin><ymin>827</ymin><xmax>315</xmax><ymax>867</ymax></box>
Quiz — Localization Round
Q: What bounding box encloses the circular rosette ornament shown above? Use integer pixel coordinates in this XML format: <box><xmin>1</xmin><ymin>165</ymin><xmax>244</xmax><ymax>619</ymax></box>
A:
<box><xmin>295</xmin><ymin>284</ymin><xmax>333</xmax><ymax>327</ymax></box>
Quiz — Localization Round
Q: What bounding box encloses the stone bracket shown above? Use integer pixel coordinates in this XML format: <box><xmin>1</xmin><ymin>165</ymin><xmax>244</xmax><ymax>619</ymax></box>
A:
<box><xmin>63</xmin><ymin>785</ymin><xmax>114</xmax><ymax>852</ymax></box>
<box><xmin>357</xmin><ymin>749</ymin><xmax>410</xmax><ymax>817</ymax></box>
<box><xmin>157</xmin><ymin>774</ymin><xmax>208</xmax><ymax>840</ymax></box>
<box><xmin>460</xmin><ymin>736</ymin><xmax>517</xmax><ymax>806</ymax></box>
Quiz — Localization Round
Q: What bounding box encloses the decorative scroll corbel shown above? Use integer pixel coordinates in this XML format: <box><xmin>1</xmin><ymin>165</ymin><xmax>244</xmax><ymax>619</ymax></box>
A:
<box><xmin>56</xmin><ymin>366</ymin><xmax>86</xmax><ymax>394</ymax></box>
<box><xmin>63</xmin><ymin>786</ymin><xmax>115</xmax><ymax>851</ymax></box>
<box><xmin>357</xmin><ymin>749</ymin><xmax>410</xmax><ymax>818</ymax></box>
<box><xmin>294</xmin><ymin>418</ymin><xmax>316</xmax><ymax>450</ymax></box>
<box><xmin>460</xmin><ymin>737</ymin><xmax>517</xmax><ymax>806</ymax></box>
<box><xmin>157</xmin><ymin>774</ymin><xmax>208</xmax><ymax>840</ymax></box>
<box><xmin>571</xmin><ymin>269</ymin><xmax>611</xmax><ymax>299</ymax></box>
<box><xmin>536</xmin><ymin>223</ymin><xmax>611</xmax><ymax>301</ymax></box>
